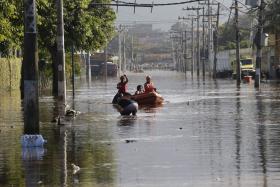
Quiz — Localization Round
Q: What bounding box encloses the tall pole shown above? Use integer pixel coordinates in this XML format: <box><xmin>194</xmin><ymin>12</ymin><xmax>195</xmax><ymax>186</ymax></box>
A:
<box><xmin>207</xmin><ymin>0</ymin><xmax>212</xmax><ymax>76</ymax></box>
<box><xmin>213</xmin><ymin>3</ymin><xmax>220</xmax><ymax>79</ymax></box>
<box><xmin>123</xmin><ymin>32</ymin><xmax>126</xmax><ymax>72</ymax></box>
<box><xmin>181</xmin><ymin>31</ymin><xmax>184</xmax><ymax>72</ymax></box>
<box><xmin>202</xmin><ymin>7</ymin><xmax>206</xmax><ymax>78</ymax></box>
<box><xmin>196</xmin><ymin>9</ymin><xmax>200</xmax><ymax>77</ymax></box>
<box><xmin>191</xmin><ymin>18</ymin><xmax>195</xmax><ymax>78</ymax></box>
<box><xmin>131</xmin><ymin>33</ymin><xmax>134</xmax><ymax>70</ymax></box>
<box><xmin>171</xmin><ymin>36</ymin><xmax>176</xmax><ymax>69</ymax></box>
<box><xmin>184</xmin><ymin>30</ymin><xmax>187</xmax><ymax>76</ymax></box>
<box><xmin>255</xmin><ymin>0</ymin><xmax>264</xmax><ymax>88</ymax></box>
<box><xmin>23</xmin><ymin>0</ymin><xmax>39</xmax><ymax>134</ymax></box>
<box><xmin>235</xmin><ymin>0</ymin><xmax>241</xmax><ymax>85</ymax></box>
<box><xmin>71</xmin><ymin>44</ymin><xmax>75</xmax><ymax>98</ymax></box>
<box><xmin>86</xmin><ymin>52</ymin><xmax>91</xmax><ymax>83</ymax></box>
<box><xmin>57</xmin><ymin>0</ymin><xmax>66</xmax><ymax>106</ymax></box>
<box><xmin>104</xmin><ymin>43</ymin><xmax>108</xmax><ymax>81</ymax></box>
<box><xmin>118</xmin><ymin>26</ymin><xmax>122</xmax><ymax>76</ymax></box>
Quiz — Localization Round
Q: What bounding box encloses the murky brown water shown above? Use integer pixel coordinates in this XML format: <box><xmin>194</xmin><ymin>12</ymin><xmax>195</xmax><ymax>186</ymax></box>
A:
<box><xmin>1</xmin><ymin>71</ymin><xmax>280</xmax><ymax>187</ymax></box>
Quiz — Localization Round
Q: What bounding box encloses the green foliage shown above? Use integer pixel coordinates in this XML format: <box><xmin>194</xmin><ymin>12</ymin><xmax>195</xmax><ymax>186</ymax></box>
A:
<box><xmin>218</xmin><ymin>15</ymin><xmax>252</xmax><ymax>50</ymax></box>
<box><xmin>0</xmin><ymin>0</ymin><xmax>24</xmax><ymax>56</ymax></box>
<box><xmin>226</xmin><ymin>42</ymin><xmax>236</xmax><ymax>50</ymax></box>
<box><xmin>240</xmin><ymin>40</ymin><xmax>251</xmax><ymax>49</ymax></box>
<box><xmin>0</xmin><ymin>58</ymin><xmax>22</xmax><ymax>90</ymax></box>
<box><xmin>38</xmin><ymin>54</ymin><xmax>82</xmax><ymax>89</ymax></box>
<box><xmin>0</xmin><ymin>0</ymin><xmax>116</xmax><ymax>59</ymax></box>
<box><xmin>37</xmin><ymin>0</ymin><xmax>116</xmax><ymax>55</ymax></box>
<box><xmin>264</xmin><ymin>0</ymin><xmax>280</xmax><ymax>32</ymax></box>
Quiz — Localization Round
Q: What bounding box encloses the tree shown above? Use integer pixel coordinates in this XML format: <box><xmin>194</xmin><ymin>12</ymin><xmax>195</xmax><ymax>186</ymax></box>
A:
<box><xmin>0</xmin><ymin>0</ymin><xmax>23</xmax><ymax>56</ymax></box>
<box><xmin>36</xmin><ymin>0</ymin><xmax>116</xmax><ymax>94</ymax></box>
<box><xmin>37</xmin><ymin>0</ymin><xmax>115</xmax><ymax>54</ymax></box>
<box><xmin>264</xmin><ymin>0</ymin><xmax>280</xmax><ymax>32</ymax></box>
<box><xmin>264</xmin><ymin>0</ymin><xmax>280</xmax><ymax>66</ymax></box>
<box><xmin>218</xmin><ymin>14</ymin><xmax>252</xmax><ymax>50</ymax></box>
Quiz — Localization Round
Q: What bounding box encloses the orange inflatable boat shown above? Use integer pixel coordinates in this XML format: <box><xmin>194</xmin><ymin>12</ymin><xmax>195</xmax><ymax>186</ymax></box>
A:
<box><xmin>130</xmin><ymin>91</ymin><xmax>164</xmax><ymax>105</ymax></box>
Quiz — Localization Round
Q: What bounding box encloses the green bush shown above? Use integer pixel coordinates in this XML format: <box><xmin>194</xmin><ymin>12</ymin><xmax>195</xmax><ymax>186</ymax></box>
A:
<box><xmin>0</xmin><ymin>58</ymin><xmax>22</xmax><ymax>90</ymax></box>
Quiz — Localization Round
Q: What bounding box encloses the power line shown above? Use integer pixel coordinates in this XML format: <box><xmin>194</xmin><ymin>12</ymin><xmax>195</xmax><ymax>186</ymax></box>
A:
<box><xmin>111</xmin><ymin>0</ymin><xmax>207</xmax><ymax>6</ymax></box>
<box><xmin>116</xmin><ymin>20</ymin><xmax>180</xmax><ymax>24</ymax></box>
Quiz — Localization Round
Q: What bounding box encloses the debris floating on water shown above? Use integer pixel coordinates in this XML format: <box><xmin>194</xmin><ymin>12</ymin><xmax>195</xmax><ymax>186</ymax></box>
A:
<box><xmin>71</xmin><ymin>163</ymin><xmax>80</xmax><ymax>174</ymax></box>
<box><xmin>125</xmin><ymin>139</ymin><xmax>137</xmax><ymax>143</ymax></box>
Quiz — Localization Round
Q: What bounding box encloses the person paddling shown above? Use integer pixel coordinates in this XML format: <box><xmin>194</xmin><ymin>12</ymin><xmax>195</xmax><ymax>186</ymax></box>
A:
<box><xmin>144</xmin><ymin>75</ymin><xmax>156</xmax><ymax>93</ymax></box>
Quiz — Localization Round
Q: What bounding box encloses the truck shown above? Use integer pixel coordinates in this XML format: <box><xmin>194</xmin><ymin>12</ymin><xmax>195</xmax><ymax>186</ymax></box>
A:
<box><xmin>216</xmin><ymin>48</ymin><xmax>255</xmax><ymax>78</ymax></box>
<box><xmin>232</xmin><ymin>57</ymin><xmax>256</xmax><ymax>78</ymax></box>
<box><xmin>90</xmin><ymin>53</ymin><xmax>118</xmax><ymax>77</ymax></box>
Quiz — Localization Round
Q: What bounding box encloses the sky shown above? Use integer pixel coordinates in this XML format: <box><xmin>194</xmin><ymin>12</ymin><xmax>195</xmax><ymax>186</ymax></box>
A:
<box><xmin>115</xmin><ymin>0</ymin><xmax>244</xmax><ymax>31</ymax></box>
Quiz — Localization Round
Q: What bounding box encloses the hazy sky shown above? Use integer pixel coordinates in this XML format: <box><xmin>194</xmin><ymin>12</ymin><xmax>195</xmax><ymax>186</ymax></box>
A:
<box><xmin>115</xmin><ymin>0</ymin><xmax>243</xmax><ymax>31</ymax></box>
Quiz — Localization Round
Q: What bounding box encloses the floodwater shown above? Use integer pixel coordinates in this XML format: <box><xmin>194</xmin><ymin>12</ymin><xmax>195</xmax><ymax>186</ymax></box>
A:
<box><xmin>1</xmin><ymin>71</ymin><xmax>280</xmax><ymax>187</ymax></box>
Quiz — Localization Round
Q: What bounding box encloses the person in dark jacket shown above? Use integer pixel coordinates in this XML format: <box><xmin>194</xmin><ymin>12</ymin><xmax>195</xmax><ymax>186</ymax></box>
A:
<box><xmin>116</xmin><ymin>97</ymin><xmax>138</xmax><ymax>116</ymax></box>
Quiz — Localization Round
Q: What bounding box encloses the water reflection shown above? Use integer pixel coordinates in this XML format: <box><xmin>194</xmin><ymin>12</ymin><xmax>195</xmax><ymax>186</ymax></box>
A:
<box><xmin>2</xmin><ymin>71</ymin><xmax>280</xmax><ymax>186</ymax></box>
<box><xmin>255</xmin><ymin>93</ymin><xmax>268</xmax><ymax>187</ymax></box>
<box><xmin>235</xmin><ymin>87</ymin><xmax>241</xmax><ymax>186</ymax></box>
<box><xmin>117</xmin><ymin>116</ymin><xmax>137</xmax><ymax>126</ymax></box>
<box><xmin>22</xmin><ymin>147</ymin><xmax>45</xmax><ymax>161</ymax></box>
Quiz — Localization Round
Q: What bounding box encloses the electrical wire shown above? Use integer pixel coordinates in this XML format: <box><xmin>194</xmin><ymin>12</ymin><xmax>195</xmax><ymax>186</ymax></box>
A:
<box><xmin>116</xmin><ymin>20</ymin><xmax>180</xmax><ymax>23</ymax></box>
<box><xmin>111</xmin><ymin>0</ymin><xmax>207</xmax><ymax>6</ymax></box>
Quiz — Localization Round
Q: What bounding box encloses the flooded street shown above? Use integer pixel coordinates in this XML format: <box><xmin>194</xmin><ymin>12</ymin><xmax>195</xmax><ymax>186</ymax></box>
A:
<box><xmin>1</xmin><ymin>70</ymin><xmax>280</xmax><ymax>186</ymax></box>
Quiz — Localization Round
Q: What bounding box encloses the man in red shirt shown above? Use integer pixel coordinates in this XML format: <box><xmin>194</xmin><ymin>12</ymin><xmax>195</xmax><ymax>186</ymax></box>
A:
<box><xmin>144</xmin><ymin>75</ymin><xmax>156</xmax><ymax>93</ymax></box>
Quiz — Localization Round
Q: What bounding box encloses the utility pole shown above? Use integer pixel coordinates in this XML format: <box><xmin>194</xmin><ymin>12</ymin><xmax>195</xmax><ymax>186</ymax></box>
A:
<box><xmin>181</xmin><ymin>31</ymin><xmax>184</xmax><ymax>72</ymax></box>
<box><xmin>213</xmin><ymin>2</ymin><xmax>220</xmax><ymax>79</ymax></box>
<box><xmin>235</xmin><ymin>0</ymin><xmax>241</xmax><ymax>86</ymax></box>
<box><xmin>178</xmin><ymin>17</ymin><xmax>194</xmax><ymax>78</ymax></box>
<box><xmin>118</xmin><ymin>25</ymin><xmax>122</xmax><ymax>76</ymax></box>
<box><xmin>208</xmin><ymin>0</ymin><xmax>212</xmax><ymax>77</ymax></box>
<box><xmin>200</xmin><ymin>0</ymin><xmax>219</xmax><ymax>77</ymax></box>
<box><xmin>184</xmin><ymin>30</ymin><xmax>187</xmax><ymax>76</ymax></box>
<box><xmin>202</xmin><ymin>7</ymin><xmax>206</xmax><ymax>78</ymax></box>
<box><xmin>104</xmin><ymin>43</ymin><xmax>108</xmax><ymax>81</ymax></box>
<box><xmin>86</xmin><ymin>52</ymin><xmax>91</xmax><ymax>83</ymax></box>
<box><xmin>131</xmin><ymin>33</ymin><xmax>134</xmax><ymax>70</ymax></box>
<box><xmin>255</xmin><ymin>0</ymin><xmax>264</xmax><ymax>88</ymax></box>
<box><xmin>23</xmin><ymin>0</ymin><xmax>39</xmax><ymax>134</ymax></box>
<box><xmin>57</xmin><ymin>0</ymin><xmax>66</xmax><ymax>106</ymax></box>
<box><xmin>191</xmin><ymin>18</ymin><xmax>195</xmax><ymax>78</ymax></box>
<box><xmin>171</xmin><ymin>36</ymin><xmax>176</xmax><ymax>69</ymax></box>
<box><xmin>71</xmin><ymin>44</ymin><xmax>75</xmax><ymax>98</ymax></box>
<box><xmin>196</xmin><ymin>8</ymin><xmax>200</xmax><ymax>77</ymax></box>
<box><xmin>183</xmin><ymin>7</ymin><xmax>202</xmax><ymax>77</ymax></box>
<box><xmin>123</xmin><ymin>32</ymin><xmax>126</xmax><ymax>72</ymax></box>
<box><xmin>170</xmin><ymin>33</ymin><xmax>180</xmax><ymax>71</ymax></box>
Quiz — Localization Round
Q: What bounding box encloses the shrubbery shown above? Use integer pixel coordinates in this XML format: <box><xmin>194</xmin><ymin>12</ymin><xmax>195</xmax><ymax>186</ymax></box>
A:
<box><xmin>0</xmin><ymin>58</ymin><xmax>22</xmax><ymax>90</ymax></box>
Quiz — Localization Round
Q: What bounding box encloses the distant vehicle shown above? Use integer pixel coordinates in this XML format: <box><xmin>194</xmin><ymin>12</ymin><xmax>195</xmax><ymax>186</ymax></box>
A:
<box><xmin>216</xmin><ymin>48</ymin><xmax>255</xmax><ymax>78</ymax></box>
<box><xmin>99</xmin><ymin>62</ymin><xmax>118</xmax><ymax>77</ymax></box>
<box><xmin>90</xmin><ymin>53</ymin><xmax>118</xmax><ymax>77</ymax></box>
<box><xmin>232</xmin><ymin>58</ymin><xmax>256</xmax><ymax>78</ymax></box>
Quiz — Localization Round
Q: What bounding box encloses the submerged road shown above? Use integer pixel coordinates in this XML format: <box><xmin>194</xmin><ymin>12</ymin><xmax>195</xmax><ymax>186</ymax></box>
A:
<box><xmin>1</xmin><ymin>70</ymin><xmax>280</xmax><ymax>186</ymax></box>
